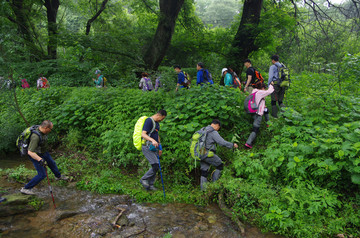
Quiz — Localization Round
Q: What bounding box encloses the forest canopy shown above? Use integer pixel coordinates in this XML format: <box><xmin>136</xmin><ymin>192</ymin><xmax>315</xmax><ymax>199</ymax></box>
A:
<box><xmin>0</xmin><ymin>0</ymin><xmax>359</xmax><ymax>84</ymax></box>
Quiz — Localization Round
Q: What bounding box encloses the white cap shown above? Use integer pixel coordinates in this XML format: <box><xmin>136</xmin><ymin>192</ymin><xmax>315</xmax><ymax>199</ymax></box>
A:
<box><xmin>221</xmin><ymin>68</ymin><xmax>228</xmax><ymax>75</ymax></box>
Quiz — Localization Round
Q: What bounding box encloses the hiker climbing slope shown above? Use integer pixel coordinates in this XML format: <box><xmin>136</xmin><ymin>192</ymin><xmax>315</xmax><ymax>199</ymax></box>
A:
<box><xmin>198</xmin><ymin>119</ymin><xmax>238</xmax><ymax>190</ymax></box>
<box><xmin>268</xmin><ymin>55</ymin><xmax>286</xmax><ymax>118</ymax></box>
<box><xmin>244</xmin><ymin>83</ymin><xmax>274</xmax><ymax>149</ymax></box>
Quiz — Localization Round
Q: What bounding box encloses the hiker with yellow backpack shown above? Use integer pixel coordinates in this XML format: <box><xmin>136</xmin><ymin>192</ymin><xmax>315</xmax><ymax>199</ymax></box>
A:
<box><xmin>92</xmin><ymin>69</ymin><xmax>107</xmax><ymax>88</ymax></box>
<box><xmin>133</xmin><ymin>110</ymin><xmax>167</xmax><ymax>191</ymax></box>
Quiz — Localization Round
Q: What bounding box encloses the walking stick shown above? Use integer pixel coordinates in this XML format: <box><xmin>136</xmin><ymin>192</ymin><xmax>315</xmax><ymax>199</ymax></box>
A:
<box><xmin>45</xmin><ymin>167</ymin><xmax>56</xmax><ymax>209</ymax></box>
<box><xmin>157</xmin><ymin>155</ymin><xmax>166</xmax><ymax>200</ymax></box>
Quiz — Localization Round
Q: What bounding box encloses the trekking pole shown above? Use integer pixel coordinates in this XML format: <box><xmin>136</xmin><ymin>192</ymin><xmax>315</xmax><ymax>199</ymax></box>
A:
<box><xmin>157</xmin><ymin>155</ymin><xmax>166</xmax><ymax>200</ymax></box>
<box><xmin>45</xmin><ymin>167</ymin><xmax>56</xmax><ymax>209</ymax></box>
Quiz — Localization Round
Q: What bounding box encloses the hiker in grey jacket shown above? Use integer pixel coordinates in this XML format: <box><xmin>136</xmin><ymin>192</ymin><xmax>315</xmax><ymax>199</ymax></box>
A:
<box><xmin>200</xmin><ymin>119</ymin><xmax>238</xmax><ymax>190</ymax></box>
<box><xmin>268</xmin><ymin>55</ymin><xmax>286</xmax><ymax>118</ymax></box>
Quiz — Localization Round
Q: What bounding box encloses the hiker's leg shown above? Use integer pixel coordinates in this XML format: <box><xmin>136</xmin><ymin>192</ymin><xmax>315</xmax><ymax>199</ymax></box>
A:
<box><xmin>202</xmin><ymin>154</ymin><xmax>224</xmax><ymax>182</ymax></box>
<box><xmin>148</xmin><ymin>163</ymin><xmax>159</xmax><ymax>186</ymax></box>
<box><xmin>141</xmin><ymin>146</ymin><xmax>158</xmax><ymax>182</ymax></box>
<box><xmin>200</xmin><ymin>160</ymin><xmax>211</xmax><ymax>190</ymax></box>
<box><xmin>200</xmin><ymin>169</ymin><xmax>208</xmax><ymax>190</ymax></box>
<box><xmin>278</xmin><ymin>87</ymin><xmax>286</xmax><ymax>107</ymax></box>
<box><xmin>246</xmin><ymin>115</ymin><xmax>262</xmax><ymax>146</ymax></box>
<box><xmin>42</xmin><ymin>152</ymin><xmax>61</xmax><ymax>178</ymax></box>
<box><xmin>24</xmin><ymin>157</ymin><xmax>46</xmax><ymax>189</ymax></box>
<box><xmin>271</xmin><ymin>100</ymin><xmax>278</xmax><ymax>118</ymax></box>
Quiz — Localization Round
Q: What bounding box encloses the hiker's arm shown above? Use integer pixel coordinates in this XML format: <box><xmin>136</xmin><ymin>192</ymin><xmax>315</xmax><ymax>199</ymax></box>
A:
<box><xmin>256</xmin><ymin>85</ymin><xmax>275</xmax><ymax>98</ymax></box>
<box><xmin>28</xmin><ymin>150</ymin><xmax>42</xmax><ymax>162</ymax></box>
<box><xmin>212</xmin><ymin>131</ymin><xmax>234</xmax><ymax>149</ymax></box>
<box><xmin>244</xmin><ymin>75</ymin><xmax>252</xmax><ymax>91</ymax></box>
<box><xmin>141</xmin><ymin>130</ymin><xmax>159</xmax><ymax>147</ymax></box>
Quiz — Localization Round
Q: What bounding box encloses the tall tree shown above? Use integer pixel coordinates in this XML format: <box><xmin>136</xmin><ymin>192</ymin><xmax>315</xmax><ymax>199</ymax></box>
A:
<box><xmin>227</xmin><ymin>0</ymin><xmax>263</xmax><ymax>73</ymax></box>
<box><xmin>143</xmin><ymin>0</ymin><xmax>185</xmax><ymax>70</ymax></box>
<box><xmin>8</xmin><ymin>0</ymin><xmax>46</xmax><ymax>61</ymax></box>
<box><xmin>44</xmin><ymin>0</ymin><xmax>60</xmax><ymax>59</ymax></box>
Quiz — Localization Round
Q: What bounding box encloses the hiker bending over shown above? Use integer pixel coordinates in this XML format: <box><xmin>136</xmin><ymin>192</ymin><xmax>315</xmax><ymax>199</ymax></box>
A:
<box><xmin>20</xmin><ymin>120</ymin><xmax>67</xmax><ymax>195</ymax></box>
<box><xmin>268</xmin><ymin>55</ymin><xmax>286</xmax><ymax>117</ymax></box>
<box><xmin>140</xmin><ymin>110</ymin><xmax>167</xmax><ymax>191</ymax></box>
<box><xmin>245</xmin><ymin>83</ymin><xmax>274</xmax><ymax>149</ymax></box>
<box><xmin>200</xmin><ymin>119</ymin><xmax>238</xmax><ymax>190</ymax></box>
<box><xmin>139</xmin><ymin>72</ymin><xmax>153</xmax><ymax>91</ymax></box>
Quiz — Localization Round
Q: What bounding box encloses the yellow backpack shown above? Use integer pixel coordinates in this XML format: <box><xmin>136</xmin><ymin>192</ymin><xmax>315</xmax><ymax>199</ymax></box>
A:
<box><xmin>133</xmin><ymin>116</ymin><xmax>155</xmax><ymax>150</ymax></box>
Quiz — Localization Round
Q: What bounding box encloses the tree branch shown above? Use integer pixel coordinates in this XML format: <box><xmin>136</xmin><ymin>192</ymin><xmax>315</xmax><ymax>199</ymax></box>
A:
<box><xmin>85</xmin><ymin>0</ymin><xmax>109</xmax><ymax>35</ymax></box>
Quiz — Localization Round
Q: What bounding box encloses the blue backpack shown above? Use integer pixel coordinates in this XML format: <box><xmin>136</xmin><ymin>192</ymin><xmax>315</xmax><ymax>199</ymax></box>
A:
<box><xmin>202</xmin><ymin>69</ymin><xmax>214</xmax><ymax>84</ymax></box>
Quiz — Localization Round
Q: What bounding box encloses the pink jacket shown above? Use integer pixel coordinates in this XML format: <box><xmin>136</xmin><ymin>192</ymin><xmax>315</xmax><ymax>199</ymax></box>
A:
<box><xmin>251</xmin><ymin>84</ymin><xmax>274</xmax><ymax>116</ymax></box>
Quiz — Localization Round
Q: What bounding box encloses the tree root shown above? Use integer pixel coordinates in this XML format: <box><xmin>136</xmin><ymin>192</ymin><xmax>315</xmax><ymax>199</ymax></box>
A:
<box><xmin>218</xmin><ymin>190</ymin><xmax>245</xmax><ymax>235</ymax></box>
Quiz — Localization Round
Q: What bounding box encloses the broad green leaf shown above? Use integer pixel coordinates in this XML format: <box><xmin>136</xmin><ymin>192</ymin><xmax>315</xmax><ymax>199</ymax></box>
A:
<box><xmin>351</xmin><ymin>173</ymin><xmax>360</xmax><ymax>184</ymax></box>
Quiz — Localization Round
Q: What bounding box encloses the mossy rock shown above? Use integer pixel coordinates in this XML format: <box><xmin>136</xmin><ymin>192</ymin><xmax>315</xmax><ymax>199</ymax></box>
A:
<box><xmin>0</xmin><ymin>193</ymin><xmax>43</xmax><ymax>217</ymax></box>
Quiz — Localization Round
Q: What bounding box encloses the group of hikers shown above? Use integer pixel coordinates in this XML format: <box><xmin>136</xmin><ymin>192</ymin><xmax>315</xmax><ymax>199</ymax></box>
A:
<box><xmin>138</xmin><ymin>54</ymin><xmax>289</xmax><ymax>191</ymax></box>
<box><xmin>18</xmin><ymin>54</ymin><xmax>289</xmax><ymax>196</ymax></box>
<box><xmin>0</xmin><ymin>74</ymin><xmax>49</xmax><ymax>90</ymax></box>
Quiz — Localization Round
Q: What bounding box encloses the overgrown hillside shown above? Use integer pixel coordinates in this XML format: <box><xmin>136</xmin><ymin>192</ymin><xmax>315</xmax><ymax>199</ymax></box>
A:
<box><xmin>1</xmin><ymin>73</ymin><xmax>359</xmax><ymax>237</ymax></box>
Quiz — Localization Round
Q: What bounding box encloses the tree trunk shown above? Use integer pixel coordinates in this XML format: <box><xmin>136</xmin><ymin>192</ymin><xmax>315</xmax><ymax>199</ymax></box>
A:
<box><xmin>228</xmin><ymin>0</ymin><xmax>263</xmax><ymax>74</ymax></box>
<box><xmin>9</xmin><ymin>0</ymin><xmax>45</xmax><ymax>61</ymax></box>
<box><xmin>44</xmin><ymin>0</ymin><xmax>60</xmax><ymax>59</ymax></box>
<box><xmin>143</xmin><ymin>0</ymin><xmax>185</xmax><ymax>70</ymax></box>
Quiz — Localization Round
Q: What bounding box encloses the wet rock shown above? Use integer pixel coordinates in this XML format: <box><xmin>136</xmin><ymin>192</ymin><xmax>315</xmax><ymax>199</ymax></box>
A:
<box><xmin>207</xmin><ymin>215</ymin><xmax>217</xmax><ymax>224</ymax></box>
<box><xmin>195</xmin><ymin>221</ymin><xmax>209</xmax><ymax>231</ymax></box>
<box><xmin>55</xmin><ymin>210</ymin><xmax>81</xmax><ymax>221</ymax></box>
<box><xmin>109</xmin><ymin>195</ymin><xmax>131</xmax><ymax>206</ymax></box>
<box><xmin>94</xmin><ymin>223</ymin><xmax>113</xmax><ymax>236</ymax></box>
<box><xmin>0</xmin><ymin>193</ymin><xmax>40</xmax><ymax>217</ymax></box>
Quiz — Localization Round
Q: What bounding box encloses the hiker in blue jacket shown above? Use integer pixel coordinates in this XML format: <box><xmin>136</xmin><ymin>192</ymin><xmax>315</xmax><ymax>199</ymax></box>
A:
<box><xmin>196</xmin><ymin>62</ymin><xmax>213</xmax><ymax>86</ymax></box>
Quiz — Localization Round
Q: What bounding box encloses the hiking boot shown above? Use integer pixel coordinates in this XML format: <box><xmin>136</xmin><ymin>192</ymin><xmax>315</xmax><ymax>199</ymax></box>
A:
<box><xmin>140</xmin><ymin>179</ymin><xmax>150</xmax><ymax>190</ymax></box>
<box><xmin>56</xmin><ymin>175</ymin><xmax>69</xmax><ymax>181</ymax></box>
<box><xmin>148</xmin><ymin>185</ymin><xmax>158</xmax><ymax>191</ymax></box>
<box><xmin>20</xmin><ymin>188</ymin><xmax>35</xmax><ymax>195</ymax></box>
<box><xmin>245</xmin><ymin>143</ymin><xmax>253</xmax><ymax>149</ymax></box>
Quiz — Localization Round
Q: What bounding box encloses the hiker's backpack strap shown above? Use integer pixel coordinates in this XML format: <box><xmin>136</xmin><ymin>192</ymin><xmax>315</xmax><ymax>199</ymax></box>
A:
<box><xmin>149</xmin><ymin>117</ymin><xmax>156</xmax><ymax>137</ymax></box>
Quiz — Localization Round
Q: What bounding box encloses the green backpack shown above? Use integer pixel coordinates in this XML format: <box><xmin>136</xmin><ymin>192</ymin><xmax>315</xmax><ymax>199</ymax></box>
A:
<box><xmin>16</xmin><ymin>125</ymin><xmax>42</xmax><ymax>156</ymax></box>
<box><xmin>277</xmin><ymin>63</ymin><xmax>291</xmax><ymax>88</ymax></box>
<box><xmin>190</xmin><ymin>127</ymin><xmax>214</xmax><ymax>167</ymax></box>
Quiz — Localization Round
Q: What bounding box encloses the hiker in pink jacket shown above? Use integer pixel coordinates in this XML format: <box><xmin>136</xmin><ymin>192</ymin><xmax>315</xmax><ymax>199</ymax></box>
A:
<box><xmin>245</xmin><ymin>83</ymin><xmax>274</xmax><ymax>149</ymax></box>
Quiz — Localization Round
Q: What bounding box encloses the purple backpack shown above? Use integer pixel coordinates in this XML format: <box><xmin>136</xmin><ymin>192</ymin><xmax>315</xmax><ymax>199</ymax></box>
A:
<box><xmin>142</xmin><ymin>77</ymin><xmax>153</xmax><ymax>91</ymax></box>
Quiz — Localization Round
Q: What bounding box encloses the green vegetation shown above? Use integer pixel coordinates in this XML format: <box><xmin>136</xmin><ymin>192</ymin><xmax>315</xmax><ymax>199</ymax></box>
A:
<box><xmin>1</xmin><ymin>0</ymin><xmax>360</xmax><ymax>237</ymax></box>
<box><xmin>1</xmin><ymin>68</ymin><xmax>359</xmax><ymax>237</ymax></box>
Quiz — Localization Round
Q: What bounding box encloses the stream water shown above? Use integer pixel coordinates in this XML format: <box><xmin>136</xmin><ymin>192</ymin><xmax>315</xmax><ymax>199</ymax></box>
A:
<box><xmin>0</xmin><ymin>154</ymin><xmax>281</xmax><ymax>238</ymax></box>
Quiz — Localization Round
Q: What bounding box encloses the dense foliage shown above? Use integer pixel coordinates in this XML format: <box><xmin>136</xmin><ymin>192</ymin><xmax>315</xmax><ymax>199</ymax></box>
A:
<box><xmin>1</xmin><ymin>68</ymin><xmax>359</xmax><ymax>237</ymax></box>
<box><xmin>1</xmin><ymin>0</ymin><xmax>360</xmax><ymax>237</ymax></box>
